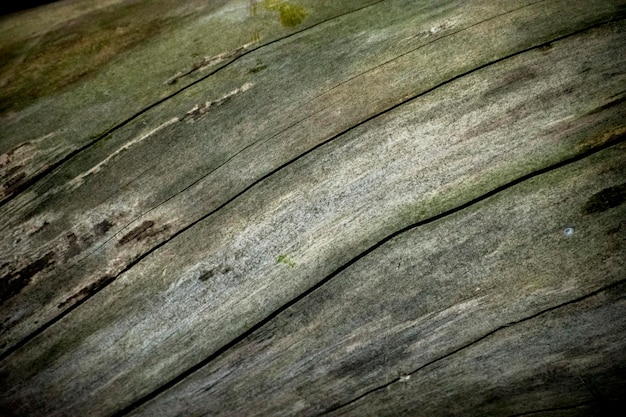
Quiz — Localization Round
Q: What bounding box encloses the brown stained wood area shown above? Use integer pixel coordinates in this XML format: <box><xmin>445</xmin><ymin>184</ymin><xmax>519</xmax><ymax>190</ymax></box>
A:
<box><xmin>0</xmin><ymin>0</ymin><xmax>625</xmax><ymax>416</ymax></box>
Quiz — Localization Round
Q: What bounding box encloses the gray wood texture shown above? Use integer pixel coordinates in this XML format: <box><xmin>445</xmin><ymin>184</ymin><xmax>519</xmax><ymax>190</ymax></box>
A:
<box><xmin>1</xmin><ymin>0</ymin><xmax>625</xmax><ymax>416</ymax></box>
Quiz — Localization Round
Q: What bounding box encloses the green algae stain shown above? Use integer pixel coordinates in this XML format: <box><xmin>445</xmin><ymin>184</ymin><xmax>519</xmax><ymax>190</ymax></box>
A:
<box><xmin>263</xmin><ymin>0</ymin><xmax>308</xmax><ymax>27</ymax></box>
<box><xmin>277</xmin><ymin>254</ymin><xmax>296</xmax><ymax>268</ymax></box>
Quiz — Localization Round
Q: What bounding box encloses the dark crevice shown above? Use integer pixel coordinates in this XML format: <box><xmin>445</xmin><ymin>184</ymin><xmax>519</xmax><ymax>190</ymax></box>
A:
<box><xmin>323</xmin><ymin>278</ymin><xmax>626</xmax><ymax>414</ymax></box>
<box><xmin>76</xmin><ymin>10</ymin><xmax>626</xmax><ymax>284</ymax></box>
<box><xmin>50</xmin><ymin>0</ymin><xmax>551</xmax><ymax>278</ymax></box>
<box><xmin>0</xmin><ymin>0</ymin><xmax>387</xmax><ymax>210</ymax></box>
<box><xmin>0</xmin><ymin>14</ymin><xmax>623</xmax><ymax>416</ymax></box>
<box><xmin>67</xmin><ymin>98</ymin><xmax>337</xmax><ymax>268</ymax></box>
<box><xmin>60</xmin><ymin>6</ymin><xmax>626</xmax><ymax>264</ymax></box>
<box><xmin>0</xmin><ymin>4</ymin><xmax>622</xmax><ymax>384</ymax></box>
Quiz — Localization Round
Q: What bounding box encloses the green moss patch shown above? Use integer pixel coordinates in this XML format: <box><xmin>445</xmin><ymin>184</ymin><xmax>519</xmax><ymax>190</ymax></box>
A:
<box><xmin>263</xmin><ymin>0</ymin><xmax>308</xmax><ymax>27</ymax></box>
<box><xmin>277</xmin><ymin>254</ymin><xmax>296</xmax><ymax>268</ymax></box>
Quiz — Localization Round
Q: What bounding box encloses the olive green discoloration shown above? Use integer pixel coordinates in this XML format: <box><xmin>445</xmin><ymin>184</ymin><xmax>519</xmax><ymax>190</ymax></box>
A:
<box><xmin>582</xmin><ymin>183</ymin><xmax>626</xmax><ymax>215</ymax></box>
<box><xmin>277</xmin><ymin>254</ymin><xmax>296</xmax><ymax>268</ymax></box>
<box><xmin>1</xmin><ymin>2</ymin><xmax>626</xmax><ymax>416</ymax></box>
<box><xmin>128</xmin><ymin>142</ymin><xmax>626</xmax><ymax>417</ymax></box>
<box><xmin>0</xmin><ymin>2</ymin><xmax>177</xmax><ymax>114</ymax></box>
<box><xmin>263</xmin><ymin>0</ymin><xmax>308</xmax><ymax>27</ymax></box>
<box><xmin>576</xmin><ymin>126</ymin><xmax>626</xmax><ymax>153</ymax></box>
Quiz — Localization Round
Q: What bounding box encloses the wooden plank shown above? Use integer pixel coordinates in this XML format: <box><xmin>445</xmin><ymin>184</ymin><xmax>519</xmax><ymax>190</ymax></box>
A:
<box><xmin>1</xmin><ymin>0</ymin><xmax>624</xmax><ymax>359</ymax></box>
<box><xmin>126</xmin><ymin>144</ymin><xmax>626</xmax><ymax>416</ymax></box>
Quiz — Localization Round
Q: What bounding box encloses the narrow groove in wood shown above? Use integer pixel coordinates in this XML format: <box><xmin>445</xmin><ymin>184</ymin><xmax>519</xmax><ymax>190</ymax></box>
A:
<box><xmin>323</xmin><ymin>278</ymin><xmax>626</xmax><ymax>415</ymax></box>
<box><xmin>0</xmin><ymin>0</ymin><xmax>387</xmax><ymax>209</ymax></box>
<box><xmin>111</xmin><ymin>135</ymin><xmax>626</xmax><ymax>415</ymax></box>
<box><xmin>506</xmin><ymin>400</ymin><xmax>595</xmax><ymax>417</ymax></box>
<box><xmin>0</xmin><ymin>12</ymin><xmax>621</xmax><ymax>368</ymax></box>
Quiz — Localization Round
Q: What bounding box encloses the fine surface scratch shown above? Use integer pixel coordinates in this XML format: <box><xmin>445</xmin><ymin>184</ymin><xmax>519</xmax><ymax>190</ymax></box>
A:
<box><xmin>165</xmin><ymin>41</ymin><xmax>258</xmax><ymax>85</ymax></box>
<box><xmin>182</xmin><ymin>82</ymin><xmax>254</xmax><ymax>121</ymax></box>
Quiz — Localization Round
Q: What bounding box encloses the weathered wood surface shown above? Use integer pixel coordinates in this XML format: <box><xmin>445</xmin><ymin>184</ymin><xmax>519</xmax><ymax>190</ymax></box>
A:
<box><xmin>1</xmin><ymin>0</ymin><xmax>625</xmax><ymax>416</ymax></box>
<box><xmin>132</xmin><ymin>145</ymin><xmax>626</xmax><ymax>417</ymax></box>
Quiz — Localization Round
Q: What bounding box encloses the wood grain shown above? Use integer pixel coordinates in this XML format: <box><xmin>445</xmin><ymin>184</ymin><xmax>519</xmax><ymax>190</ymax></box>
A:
<box><xmin>0</xmin><ymin>0</ymin><xmax>385</xmax><ymax>204</ymax></box>
<box><xmin>0</xmin><ymin>0</ymin><xmax>625</xmax><ymax>416</ymax></box>
<box><xmin>129</xmin><ymin>143</ymin><xmax>626</xmax><ymax>417</ymax></box>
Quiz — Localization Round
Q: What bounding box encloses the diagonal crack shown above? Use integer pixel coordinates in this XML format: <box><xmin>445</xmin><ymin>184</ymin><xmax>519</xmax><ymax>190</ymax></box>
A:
<box><xmin>0</xmin><ymin>0</ymin><xmax>388</xmax><ymax>209</ymax></box>
<box><xmin>72</xmin><ymin>10</ymin><xmax>626</xmax><ymax>281</ymax></box>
